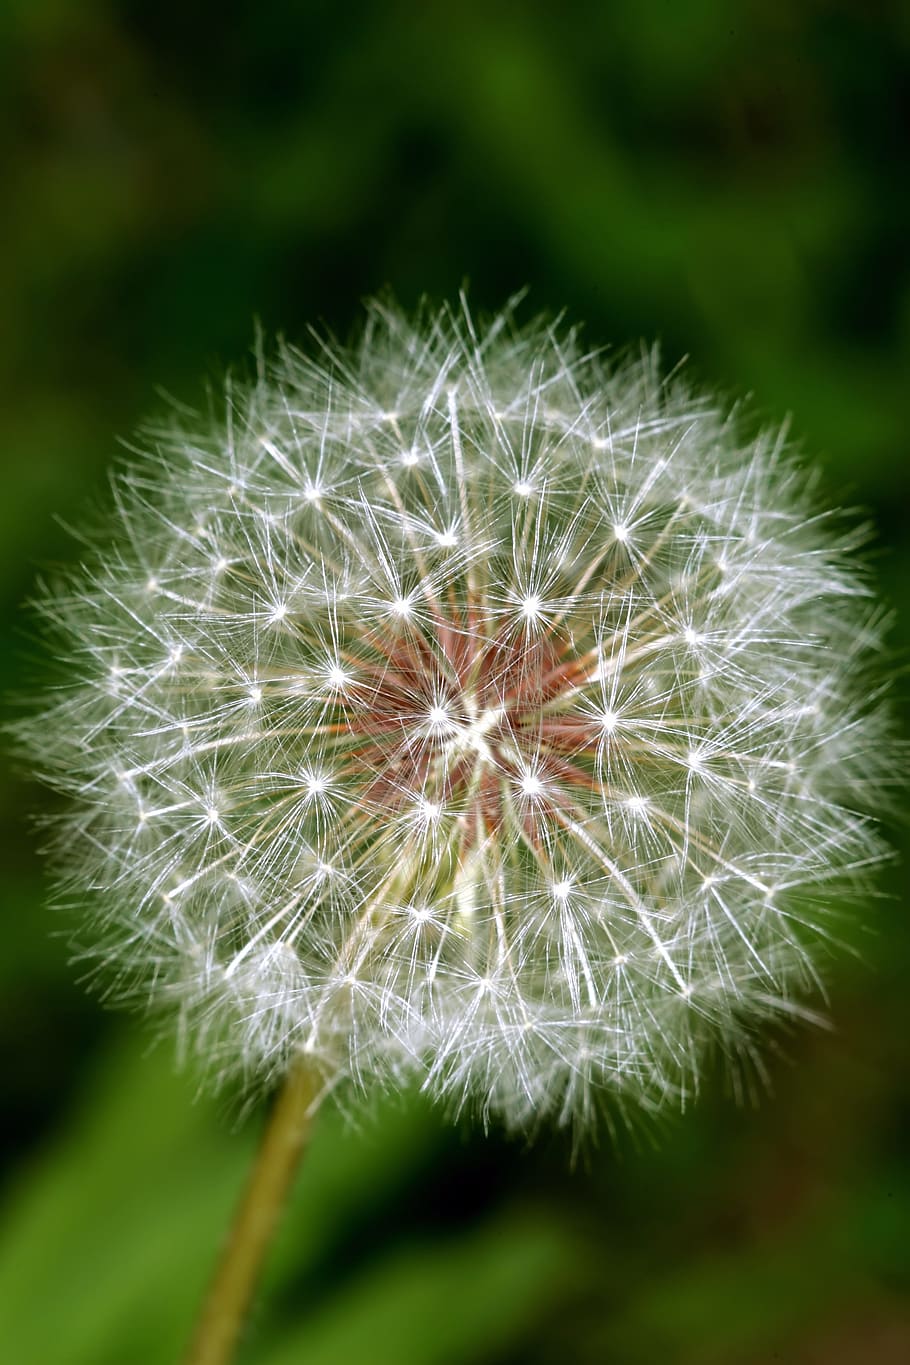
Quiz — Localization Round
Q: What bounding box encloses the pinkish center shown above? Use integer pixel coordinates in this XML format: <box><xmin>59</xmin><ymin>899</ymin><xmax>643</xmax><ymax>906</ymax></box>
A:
<box><xmin>331</xmin><ymin>606</ymin><xmax>602</xmax><ymax>843</ymax></box>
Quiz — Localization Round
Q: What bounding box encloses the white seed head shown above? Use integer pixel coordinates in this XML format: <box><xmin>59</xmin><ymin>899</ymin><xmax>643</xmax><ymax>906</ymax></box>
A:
<box><xmin>14</xmin><ymin>298</ymin><xmax>897</xmax><ymax>1134</ymax></box>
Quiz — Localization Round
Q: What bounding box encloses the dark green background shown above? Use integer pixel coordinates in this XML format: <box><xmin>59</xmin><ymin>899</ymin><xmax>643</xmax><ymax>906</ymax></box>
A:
<box><xmin>1</xmin><ymin>4</ymin><xmax>908</xmax><ymax>1362</ymax></box>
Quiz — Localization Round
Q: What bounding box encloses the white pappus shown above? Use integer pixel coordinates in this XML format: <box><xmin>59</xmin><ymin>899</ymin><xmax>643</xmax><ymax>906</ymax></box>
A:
<box><xmin>15</xmin><ymin>297</ymin><xmax>896</xmax><ymax>1135</ymax></box>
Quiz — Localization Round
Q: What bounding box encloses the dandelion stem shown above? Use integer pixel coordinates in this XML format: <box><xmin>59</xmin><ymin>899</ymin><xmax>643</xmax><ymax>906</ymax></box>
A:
<box><xmin>184</xmin><ymin>1056</ymin><xmax>320</xmax><ymax>1365</ymax></box>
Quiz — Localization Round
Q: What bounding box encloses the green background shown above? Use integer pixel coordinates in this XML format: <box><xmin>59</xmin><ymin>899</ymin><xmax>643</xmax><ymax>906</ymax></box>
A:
<box><xmin>1</xmin><ymin>4</ymin><xmax>908</xmax><ymax>1362</ymax></box>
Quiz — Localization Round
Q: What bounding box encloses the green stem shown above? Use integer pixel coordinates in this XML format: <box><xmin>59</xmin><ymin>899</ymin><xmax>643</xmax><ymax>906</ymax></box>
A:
<box><xmin>183</xmin><ymin>1057</ymin><xmax>320</xmax><ymax>1365</ymax></box>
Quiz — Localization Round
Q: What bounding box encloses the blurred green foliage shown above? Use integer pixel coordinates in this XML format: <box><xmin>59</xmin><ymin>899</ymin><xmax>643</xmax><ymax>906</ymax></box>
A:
<box><xmin>1</xmin><ymin>3</ymin><xmax>908</xmax><ymax>1362</ymax></box>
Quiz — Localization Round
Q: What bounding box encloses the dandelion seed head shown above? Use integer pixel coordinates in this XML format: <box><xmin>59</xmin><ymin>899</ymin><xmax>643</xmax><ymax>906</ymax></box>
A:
<box><xmin>12</xmin><ymin>297</ymin><xmax>898</xmax><ymax>1135</ymax></box>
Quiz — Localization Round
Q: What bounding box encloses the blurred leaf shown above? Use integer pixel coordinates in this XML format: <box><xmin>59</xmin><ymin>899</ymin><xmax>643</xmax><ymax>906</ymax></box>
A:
<box><xmin>0</xmin><ymin>1036</ymin><xmax>448</xmax><ymax>1365</ymax></box>
<box><xmin>254</xmin><ymin>1214</ymin><xmax>575</xmax><ymax>1365</ymax></box>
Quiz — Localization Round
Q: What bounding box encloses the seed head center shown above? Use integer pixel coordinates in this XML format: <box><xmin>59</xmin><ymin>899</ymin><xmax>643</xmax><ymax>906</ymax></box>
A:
<box><xmin>331</xmin><ymin>608</ymin><xmax>602</xmax><ymax>839</ymax></box>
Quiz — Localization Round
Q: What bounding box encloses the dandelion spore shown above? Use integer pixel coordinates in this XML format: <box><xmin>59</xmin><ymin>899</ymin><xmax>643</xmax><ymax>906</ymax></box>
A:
<box><xmin>21</xmin><ymin>298</ymin><xmax>892</xmax><ymax>1132</ymax></box>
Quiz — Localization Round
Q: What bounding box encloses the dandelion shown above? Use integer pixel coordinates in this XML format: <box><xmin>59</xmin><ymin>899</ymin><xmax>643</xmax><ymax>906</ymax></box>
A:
<box><xmin>14</xmin><ymin>297</ymin><xmax>895</xmax><ymax>1364</ymax></box>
